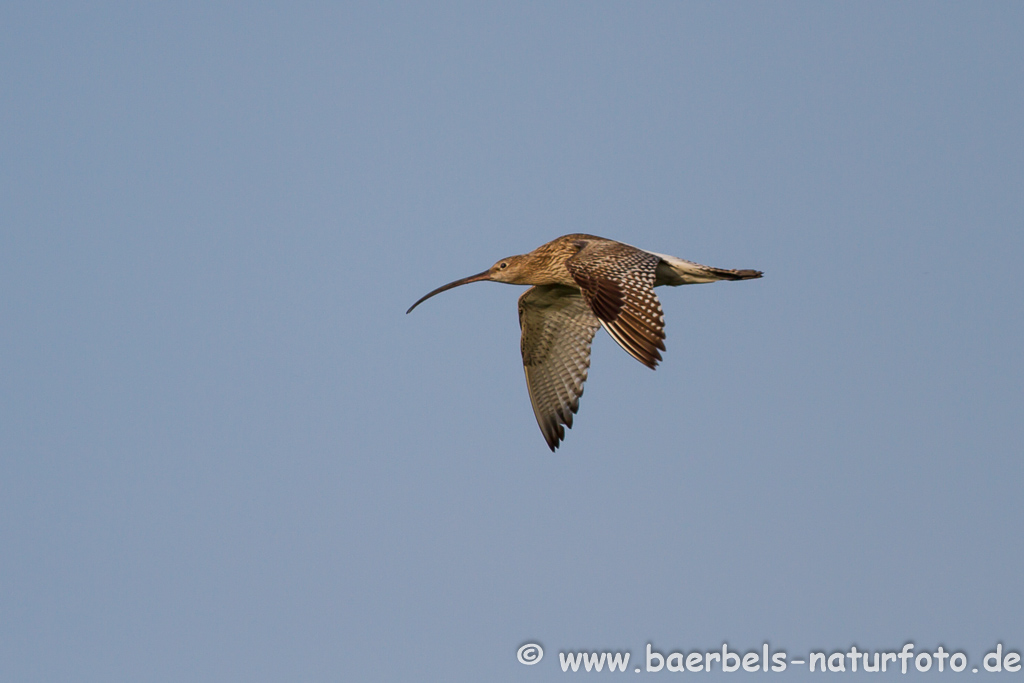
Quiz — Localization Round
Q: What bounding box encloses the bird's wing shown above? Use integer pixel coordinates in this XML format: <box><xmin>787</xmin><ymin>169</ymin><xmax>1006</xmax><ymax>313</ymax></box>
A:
<box><xmin>566</xmin><ymin>240</ymin><xmax>666</xmax><ymax>369</ymax></box>
<box><xmin>518</xmin><ymin>285</ymin><xmax>602</xmax><ymax>451</ymax></box>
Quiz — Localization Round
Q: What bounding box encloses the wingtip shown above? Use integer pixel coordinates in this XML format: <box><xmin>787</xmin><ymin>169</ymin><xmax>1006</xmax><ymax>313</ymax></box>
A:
<box><xmin>544</xmin><ymin>419</ymin><xmax>569</xmax><ymax>452</ymax></box>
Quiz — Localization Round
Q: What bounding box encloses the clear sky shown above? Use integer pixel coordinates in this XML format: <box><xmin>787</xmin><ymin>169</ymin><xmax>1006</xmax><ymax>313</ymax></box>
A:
<box><xmin>2</xmin><ymin>2</ymin><xmax>1022</xmax><ymax>681</ymax></box>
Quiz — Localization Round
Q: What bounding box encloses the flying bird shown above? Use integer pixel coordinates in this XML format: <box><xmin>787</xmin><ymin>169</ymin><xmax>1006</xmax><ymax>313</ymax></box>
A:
<box><xmin>407</xmin><ymin>234</ymin><xmax>762</xmax><ymax>451</ymax></box>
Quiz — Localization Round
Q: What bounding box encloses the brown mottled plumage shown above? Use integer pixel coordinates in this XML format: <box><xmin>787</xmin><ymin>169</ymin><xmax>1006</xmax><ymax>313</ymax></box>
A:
<box><xmin>407</xmin><ymin>234</ymin><xmax>762</xmax><ymax>451</ymax></box>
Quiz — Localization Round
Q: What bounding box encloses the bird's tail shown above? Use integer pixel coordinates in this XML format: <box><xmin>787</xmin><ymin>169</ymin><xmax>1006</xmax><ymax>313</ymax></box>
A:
<box><xmin>704</xmin><ymin>266</ymin><xmax>763</xmax><ymax>281</ymax></box>
<box><xmin>651</xmin><ymin>252</ymin><xmax>764</xmax><ymax>286</ymax></box>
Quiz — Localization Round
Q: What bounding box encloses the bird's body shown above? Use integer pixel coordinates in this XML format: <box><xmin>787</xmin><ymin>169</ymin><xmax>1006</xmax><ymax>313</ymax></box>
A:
<box><xmin>407</xmin><ymin>234</ymin><xmax>762</xmax><ymax>450</ymax></box>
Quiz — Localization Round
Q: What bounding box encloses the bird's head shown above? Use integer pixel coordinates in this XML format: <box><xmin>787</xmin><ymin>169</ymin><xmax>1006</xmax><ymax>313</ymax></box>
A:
<box><xmin>406</xmin><ymin>254</ymin><xmax>529</xmax><ymax>313</ymax></box>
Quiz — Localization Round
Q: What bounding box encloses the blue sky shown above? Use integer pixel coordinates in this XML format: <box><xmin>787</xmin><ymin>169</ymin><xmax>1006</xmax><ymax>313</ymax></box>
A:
<box><xmin>2</xmin><ymin>2</ymin><xmax>1022</xmax><ymax>680</ymax></box>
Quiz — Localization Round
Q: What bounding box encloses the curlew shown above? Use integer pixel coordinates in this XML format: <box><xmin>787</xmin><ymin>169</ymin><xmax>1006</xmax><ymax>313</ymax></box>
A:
<box><xmin>407</xmin><ymin>234</ymin><xmax>762</xmax><ymax>451</ymax></box>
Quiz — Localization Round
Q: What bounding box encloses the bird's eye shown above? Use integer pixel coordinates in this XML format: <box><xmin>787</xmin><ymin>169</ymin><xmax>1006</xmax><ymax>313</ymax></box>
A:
<box><xmin>499</xmin><ymin>262</ymin><xmax>508</xmax><ymax>269</ymax></box>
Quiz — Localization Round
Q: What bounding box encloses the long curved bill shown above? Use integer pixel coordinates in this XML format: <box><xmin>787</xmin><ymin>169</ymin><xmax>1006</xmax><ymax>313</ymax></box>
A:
<box><xmin>406</xmin><ymin>270</ymin><xmax>491</xmax><ymax>314</ymax></box>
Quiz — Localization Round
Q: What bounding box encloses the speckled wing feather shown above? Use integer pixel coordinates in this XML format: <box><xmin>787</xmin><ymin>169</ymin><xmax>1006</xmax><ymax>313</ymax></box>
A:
<box><xmin>566</xmin><ymin>240</ymin><xmax>667</xmax><ymax>369</ymax></box>
<box><xmin>518</xmin><ymin>285</ymin><xmax>603</xmax><ymax>451</ymax></box>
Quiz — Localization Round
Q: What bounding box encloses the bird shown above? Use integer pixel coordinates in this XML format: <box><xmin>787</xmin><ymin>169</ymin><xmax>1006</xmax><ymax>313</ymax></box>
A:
<box><xmin>407</xmin><ymin>234</ymin><xmax>762</xmax><ymax>451</ymax></box>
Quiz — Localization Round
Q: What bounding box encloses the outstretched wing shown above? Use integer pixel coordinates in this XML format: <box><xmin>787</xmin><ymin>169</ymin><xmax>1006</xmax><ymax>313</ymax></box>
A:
<box><xmin>566</xmin><ymin>240</ymin><xmax>666</xmax><ymax>369</ymax></box>
<box><xmin>518</xmin><ymin>285</ymin><xmax>602</xmax><ymax>451</ymax></box>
